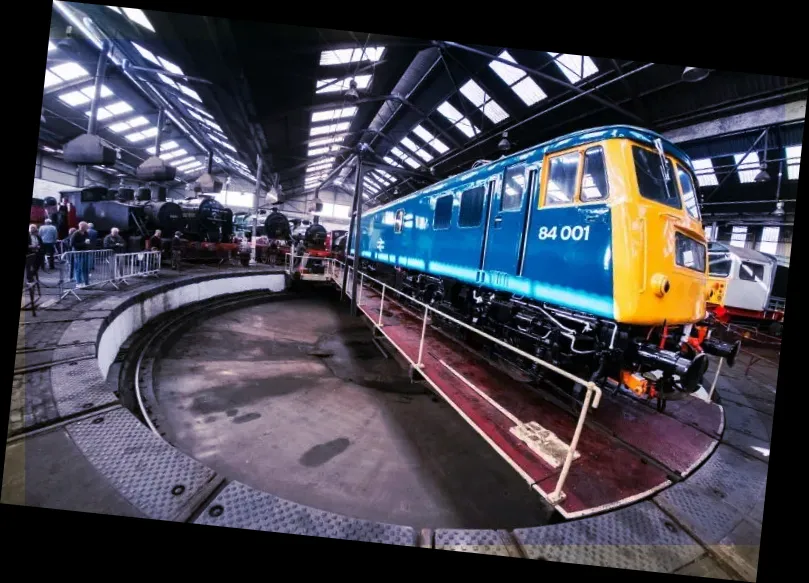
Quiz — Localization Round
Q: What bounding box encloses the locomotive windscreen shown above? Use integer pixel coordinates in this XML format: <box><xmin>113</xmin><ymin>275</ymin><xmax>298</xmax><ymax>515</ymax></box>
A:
<box><xmin>772</xmin><ymin>264</ymin><xmax>790</xmax><ymax>298</ymax></box>
<box><xmin>264</xmin><ymin>210</ymin><xmax>291</xmax><ymax>239</ymax></box>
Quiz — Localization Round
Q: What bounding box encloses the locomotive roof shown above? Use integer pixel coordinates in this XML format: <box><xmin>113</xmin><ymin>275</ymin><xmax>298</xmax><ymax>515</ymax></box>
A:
<box><xmin>366</xmin><ymin>125</ymin><xmax>693</xmax><ymax>215</ymax></box>
<box><xmin>709</xmin><ymin>241</ymin><xmax>779</xmax><ymax>265</ymax></box>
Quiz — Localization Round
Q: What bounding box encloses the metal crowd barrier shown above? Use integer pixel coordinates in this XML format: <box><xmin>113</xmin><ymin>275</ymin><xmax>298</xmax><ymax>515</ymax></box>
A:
<box><xmin>324</xmin><ymin>257</ymin><xmax>602</xmax><ymax>507</ymax></box>
<box><xmin>57</xmin><ymin>249</ymin><xmax>162</xmax><ymax>302</ymax></box>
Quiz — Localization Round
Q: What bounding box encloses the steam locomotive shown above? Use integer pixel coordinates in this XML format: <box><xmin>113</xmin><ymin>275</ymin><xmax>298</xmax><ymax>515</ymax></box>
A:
<box><xmin>57</xmin><ymin>186</ymin><xmax>234</xmax><ymax>245</ymax></box>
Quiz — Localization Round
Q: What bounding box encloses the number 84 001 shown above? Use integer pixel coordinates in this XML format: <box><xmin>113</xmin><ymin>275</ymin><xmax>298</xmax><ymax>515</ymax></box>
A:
<box><xmin>537</xmin><ymin>225</ymin><xmax>591</xmax><ymax>241</ymax></box>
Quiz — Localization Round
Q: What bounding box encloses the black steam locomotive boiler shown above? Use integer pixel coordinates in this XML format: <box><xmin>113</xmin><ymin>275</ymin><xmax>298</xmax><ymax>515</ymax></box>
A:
<box><xmin>59</xmin><ymin>186</ymin><xmax>235</xmax><ymax>247</ymax></box>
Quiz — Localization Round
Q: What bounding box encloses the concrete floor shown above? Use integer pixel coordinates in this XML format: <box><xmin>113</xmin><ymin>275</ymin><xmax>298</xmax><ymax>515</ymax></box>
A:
<box><xmin>152</xmin><ymin>293</ymin><xmax>553</xmax><ymax>529</ymax></box>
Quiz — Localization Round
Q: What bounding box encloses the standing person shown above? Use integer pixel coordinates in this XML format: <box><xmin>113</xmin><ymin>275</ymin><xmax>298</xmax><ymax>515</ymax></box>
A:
<box><xmin>38</xmin><ymin>218</ymin><xmax>58</xmax><ymax>271</ymax></box>
<box><xmin>70</xmin><ymin>222</ymin><xmax>90</xmax><ymax>288</ymax></box>
<box><xmin>57</xmin><ymin>200</ymin><xmax>69</xmax><ymax>240</ymax></box>
<box><xmin>27</xmin><ymin>224</ymin><xmax>44</xmax><ymax>272</ymax></box>
<box><xmin>104</xmin><ymin>227</ymin><xmax>126</xmax><ymax>280</ymax></box>
<box><xmin>147</xmin><ymin>230</ymin><xmax>162</xmax><ymax>252</ymax></box>
<box><xmin>64</xmin><ymin>227</ymin><xmax>77</xmax><ymax>282</ymax></box>
<box><xmin>87</xmin><ymin>223</ymin><xmax>99</xmax><ymax>248</ymax></box>
<box><xmin>171</xmin><ymin>231</ymin><xmax>183</xmax><ymax>270</ymax></box>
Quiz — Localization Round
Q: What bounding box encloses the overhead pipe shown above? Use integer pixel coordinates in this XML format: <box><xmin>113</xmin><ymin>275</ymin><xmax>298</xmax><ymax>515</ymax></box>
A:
<box><xmin>76</xmin><ymin>38</ymin><xmax>110</xmax><ymax>188</ymax></box>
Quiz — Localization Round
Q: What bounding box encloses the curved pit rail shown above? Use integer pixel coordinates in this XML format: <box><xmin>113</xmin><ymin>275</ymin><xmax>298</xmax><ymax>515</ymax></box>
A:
<box><xmin>8</xmin><ymin>266</ymin><xmax>769</xmax><ymax>580</ymax></box>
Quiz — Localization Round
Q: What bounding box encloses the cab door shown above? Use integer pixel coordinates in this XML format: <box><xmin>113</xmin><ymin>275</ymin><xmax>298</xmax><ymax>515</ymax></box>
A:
<box><xmin>520</xmin><ymin>146</ymin><xmax>614</xmax><ymax>319</ymax></box>
<box><xmin>482</xmin><ymin>163</ymin><xmax>539</xmax><ymax>276</ymax></box>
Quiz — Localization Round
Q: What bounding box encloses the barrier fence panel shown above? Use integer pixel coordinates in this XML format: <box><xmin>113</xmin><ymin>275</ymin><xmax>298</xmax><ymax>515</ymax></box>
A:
<box><xmin>57</xmin><ymin>249</ymin><xmax>162</xmax><ymax>302</ymax></box>
<box><xmin>115</xmin><ymin>251</ymin><xmax>162</xmax><ymax>283</ymax></box>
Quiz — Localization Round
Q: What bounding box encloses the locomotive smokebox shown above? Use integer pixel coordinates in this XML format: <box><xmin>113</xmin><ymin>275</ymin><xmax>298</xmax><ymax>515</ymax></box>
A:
<box><xmin>143</xmin><ymin>201</ymin><xmax>184</xmax><ymax>235</ymax></box>
<box><xmin>136</xmin><ymin>156</ymin><xmax>177</xmax><ymax>182</ymax></box>
<box><xmin>264</xmin><ymin>209</ymin><xmax>291</xmax><ymax>240</ymax></box>
<box><xmin>63</xmin><ymin>134</ymin><xmax>117</xmax><ymax>166</ymax></box>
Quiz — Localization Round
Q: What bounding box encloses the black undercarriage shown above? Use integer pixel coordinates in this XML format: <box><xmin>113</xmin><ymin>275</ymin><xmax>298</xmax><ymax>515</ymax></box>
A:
<box><xmin>358</xmin><ymin>258</ymin><xmax>740</xmax><ymax>408</ymax></box>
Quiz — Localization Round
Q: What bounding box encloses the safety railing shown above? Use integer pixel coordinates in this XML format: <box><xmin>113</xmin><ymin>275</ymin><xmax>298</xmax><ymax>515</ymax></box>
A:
<box><xmin>325</xmin><ymin>257</ymin><xmax>601</xmax><ymax>506</ymax></box>
<box><xmin>57</xmin><ymin>249</ymin><xmax>162</xmax><ymax>302</ymax></box>
<box><xmin>284</xmin><ymin>253</ymin><xmax>332</xmax><ymax>280</ymax></box>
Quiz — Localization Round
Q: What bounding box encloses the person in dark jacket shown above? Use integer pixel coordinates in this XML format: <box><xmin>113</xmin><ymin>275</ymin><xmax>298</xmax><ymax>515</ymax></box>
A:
<box><xmin>70</xmin><ymin>222</ymin><xmax>90</xmax><ymax>287</ymax></box>
<box><xmin>87</xmin><ymin>223</ymin><xmax>99</xmax><ymax>248</ymax></box>
<box><xmin>147</xmin><ymin>230</ymin><xmax>163</xmax><ymax>252</ymax></box>
<box><xmin>171</xmin><ymin>232</ymin><xmax>183</xmax><ymax>270</ymax></box>
<box><xmin>27</xmin><ymin>224</ymin><xmax>44</xmax><ymax>272</ymax></box>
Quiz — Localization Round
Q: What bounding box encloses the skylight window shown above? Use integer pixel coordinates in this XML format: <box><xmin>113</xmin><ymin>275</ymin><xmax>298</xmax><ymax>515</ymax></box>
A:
<box><xmin>86</xmin><ymin>100</ymin><xmax>133</xmax><ymax>121</ymax></box>
<box><xmin>371</xmin><ymin>173</ymin><xmax>390</xmax><ymax>187</ymax></box>
<box><xmin>390</xmin><ymin>146</ymin><xmax>421</xmax><ymax>169</ymax></box>
<box><xmin>459</xmin><ymin>79</ymin><xmax>509</xmax><ymax>124</ymax></box>
<box><xmin>312</xmin><ymin>106</ymin><xmax>357</xmax><ymax>123</ymax></box>
<box><xmin>734</xmin><ymin>152</ymin><xmax>761</xmax><ymax>183</ymax></box>
<box><xmin>106</xmin><ymin>7</ymin><xmax>122</xmax><ymax>14</ymax></box>
<box><xmin>49</xmin><ymin>62</ymin><xmax>90</xmax><ymax>82</ymax></box>
<box><xmin>786</xmin><ymin>145</ymin><xmax>801</xmax><ymax>180</ymax></box>
<box><xmin>310</xmin><ymin>121</ymin><xmax>351</xmax><ymax>137</ymax></box>
<box><xmin>316</xmin><ymin>75</ymin><xmax>372</xmax><ymax>94</ymax></box>
<box><xmin>172</xmin><ymin>156</ymin><xmax>196</xmax><ymax>166</ymax></box>
<box><xmin>383</xmin><ymin>156</ymin><xmax>403</xmax><ymax>168</ymax></box>
<box><xmin>44</xmin><ymin>71</ymin><xmax>62</xmax><ymax>88</ymax></box>
<box><xmin>401</xmin><ymin>137</ymin><xmax>434</xmax><ymax>162</ymax></box>
<box><xmin>759</xmin><ymin>226</ymin><xmax>780</xmax><ymax>255</ymax></box>
<box><xmin>146</xmin><ymin>140</ymin><xmax>178</xmax><ymax>153</ymax></box>
<box><xmin>158</xmin><ymin>73</ymin><xmax>178</xmax><ymax>89</ymax></box>
<box><xmin>110</xmin><ymin>116</ymin><xmax>151</xmax><ymax>134</ymax></box>
<box><xmin>132</xmin><ymin>42</ymin><xmax>161</xmax><ymax>66</ymax></box>
<box><xmin>161</xmin><ymin>149</ymin><xmax>188</xmax><ymax>160</ymax></box>
<box><xmin>411</xmin><ymin>125</ymin><xmax>450</xmax><ymax>155</ymax></box>
<box><xmin>178</xmin><ymin>84</ymin><xmax>202</xmax><ymax>102</ymax></box>
<box><xmin>209</xmin><ymin>134</ymin><xmax>237</xmax><ymax>152</ymax></box>
<box><xmin>320</xmin><ymin>47</ymin><xmax>385</xmax><ymax>66</ymax></box>
<box><xmin>125</xmin><ymin>128</ymin><xmax>155</xmax><ymax>143</ymax></box>
<box><xmin>121</xmin><ymin>8</ymin><xmax>155</xmax><ymax>32</ymax></box>
<box><xmin>376</xmin><ymin>169</ymin><xmax>397</xmax><ymax>182</ymax></box>
<box><xmin>691</xmin><ymin>158</ymin><xmax>718</xmax><ymax>187</ymax></box>
<box><xmin>48</xmin><ymin>41</ymin><xmax>56</xmax><ymax>52</ymax></box>
<box><xmin>730</xmin><ymin>225</ymin><xmax>748</xmax><ymax>248</ymax></box>
<box><xmin>309</xmin><ymin>134</ymin><xmax>347</xmax><ymax>147</ymax></box>
<box><xmin>308</xmin><ymin>145</ymin><xmax>342</xmax><ymax>157</ymax></box>
<box><xmin>179</xmin><ymin>97</ymin><xmax>213</xmax><ymax>118</ymax></box>
<box><xmin>178</xmin><ymin>160</ymin><xmax>202</xmax><ymax>171</ymax></box>
<box><xmin>436</xmin><ymin>101</ymin><xmax>480</xmax><ymax>139</ymax></box>
<box><xmin>58</xmin><ymin>85</ymin><xmax>113</xmax><ymax>106</ymax></box>
<box><xmin>158</xmin><ymin>57</ymin><xmax>183</xmax><ymax>76</ymax></box>
<box><xmin>489</xmin><ymin>50</ymin><xmax>547</xmax><ymax>106</ymax></box>
<box><xmin>548</xmin><ymin>53</ymin><xmax>598</xmax><ymax>83</ymax></box>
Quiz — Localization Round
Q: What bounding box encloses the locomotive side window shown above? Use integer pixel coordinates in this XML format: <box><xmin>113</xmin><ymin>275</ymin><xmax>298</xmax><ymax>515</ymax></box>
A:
<box><xmin>544</xmin><ymin>151</ymin><xmax>580</xmax><ymax>206</ymax></box>
<box><xmin>394</xmin><ymin>209</ymin><xmax>404</xmax><ymax>234</ymax></box>
<box><xmin>433</xmin><ymin>194</ymin><xmax>453</xmax><ymax>230</ymax></box>
<box><xmin>459</xmin><ymin>186</ymin><xmax>486</xmax><ymax>227</ymax></box>
<box><xmin>501</xmin><ymin>165</ymin><xmax>527</xmax><ymax>211</ymax></box>
<box><xmin>632</xmin><ymin>145</ymin><xmax>682</xmax><ymax>210</ymax></box>
<box><xmin>580</xmin><ymin>147</ymin><xmax>609</xmax><ymax>201</ymax></box>
<box><xmin>676</xmin><ymin>167</ymin><xmax>701</xmax><ymax>220</ymax></box>
<box><xmin>739</xmin><ymin>261</ymin><xmax>765</xmax><ymax>282</ymax></box>
<box><xmin>674</xmin><ymin>232</ymin><xmax>706</xmax><ymax>273</ymax></box>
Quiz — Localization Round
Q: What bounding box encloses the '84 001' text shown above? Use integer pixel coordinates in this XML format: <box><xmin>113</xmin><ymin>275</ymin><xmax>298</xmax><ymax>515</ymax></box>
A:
<box><xmin>537</xmin><ymin>225</ymin><xmax>591</xmax><ymax>241</ymax></box>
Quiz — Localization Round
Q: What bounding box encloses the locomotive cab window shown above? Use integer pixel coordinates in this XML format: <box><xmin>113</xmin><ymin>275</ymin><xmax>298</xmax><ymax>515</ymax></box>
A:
<box><xmin>739</xmin><ymin>261</ymin><xmax>765</xmax><ymax>282</ymax></box>
<box><xmin>677</xmin><ymin>167</ymin><xmax>701</xmax><ymax>220</ymax></box>
<box><xmin>501</xmin><ymin>165</ymin><xmax>527</xmax><ymax>211</ymax></box>
<box><xmin>674</xmin><ymin>232</ymin><xmax>706</xmax><ymax>273</ymax></box>
<box><xmin>544</xmin><ymin>151</ymin><xmax>580</xmax><ymax>206</ymax></box>
<box><xmin>394</xmin><ymin>209</ymin><xmax>404</xmax><ymax>234</ymax></box>
<box><xmin>433</xmin><ymin>194</ymin><xmax>453</xmax><ymax>230</ymax></box>
<box><xmin>459</xmin><ymin>186</ymin><xmax>485</xmax><ymax>227</ymax></box>
<box><xmin>632</xmin><ymin>145</ymin><xmax>682</xmax><ymax>210</ymax></box>
<box><xmin>708</xmin><ymin>243</ymin><xmax>732</xmax><ymax>277</ymax></box>
<box><xmin>580</xmin><ymin>147</ymin><xmax>609</xmax><ymax>202</ymax></box>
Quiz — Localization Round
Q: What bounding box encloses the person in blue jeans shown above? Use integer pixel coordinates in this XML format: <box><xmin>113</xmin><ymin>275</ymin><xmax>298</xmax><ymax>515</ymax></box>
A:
<box><xmin>70</xmin><ymin>222</ymin><xmax>91</xmax><ymax>288</ymax></box>
<box><xmin>38</xmin><ymin>219</ymin><xmax>58</xmax><ymax>271</ymax></box>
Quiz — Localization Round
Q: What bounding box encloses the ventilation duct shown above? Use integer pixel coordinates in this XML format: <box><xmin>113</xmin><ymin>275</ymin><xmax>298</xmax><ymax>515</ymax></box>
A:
<box><xmin>136</xmin><ymin>156</ymin><xmax>177</xmax><ymax>182</ymax></box>
<box><xmin>63</xmin><ymin>134</ymin><xmax>117</xmax><ymax>166</ymax></box>
<box><xmin>193</xmin><ymin>172</ymin><xmax>223</xmax><ymax>194</ymax></box>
